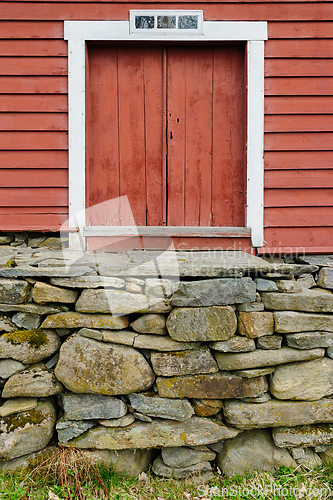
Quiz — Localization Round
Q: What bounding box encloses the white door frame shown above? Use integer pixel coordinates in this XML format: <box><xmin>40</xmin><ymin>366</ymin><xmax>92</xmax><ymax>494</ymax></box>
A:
<box><xmin>64</xmin><ymin>15</ymin><xmax>267</xmax><ymax>250</ymax></box>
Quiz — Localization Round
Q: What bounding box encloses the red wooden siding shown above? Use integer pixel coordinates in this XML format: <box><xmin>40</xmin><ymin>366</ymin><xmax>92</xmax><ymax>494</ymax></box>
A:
<box><xmin>0</xmin><ymin>3</ymin><xmax>332</xmax><ymax>252</ymax></box>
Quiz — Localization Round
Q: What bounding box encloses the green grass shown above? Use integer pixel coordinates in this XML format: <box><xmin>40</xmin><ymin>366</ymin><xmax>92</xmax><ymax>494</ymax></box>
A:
<box><xmin>1</xmin><ymin>449</ymin><xmax>333</xmax><ymax>500</ymax></box>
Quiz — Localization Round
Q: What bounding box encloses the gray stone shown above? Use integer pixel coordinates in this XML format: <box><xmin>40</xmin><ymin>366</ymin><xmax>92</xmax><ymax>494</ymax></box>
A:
<box><xmin>45</xmin><ymin>352</ymin><xmax>59</xmax><ymax>369</ymax></box>
<box><xmin>128</xmin><ymin>393</ymin><xmax>194</xmax><ymax>421</ymax></box>
<box><xmin>58</xmin><ymin>393</ymin><xmax>127</xmax><ymax>420</ymax></box>
<box><xmin>55</xmin><ymin>334</ymin><xmax>155</xmax><ymax>395</ymax></box>
<box><xmin>77</xmin><ymin>449</ymin><xmax>153</xmax><ymax>477</ymax></box>
<box><xmin>241</xmin><ymin>393</ymin><xmax>271</xmax><ymax>403</ymax></box>
<box><xmin>254</xmin><ymin>279</ymin><xmax>278</xmax><ymax>292</ymax></box>
<box><xmin>275</xmin><ymin>311</ymin><xmax>333</xmax><ymax>333</ymax></box>
<box><xmin>76</xmin><ymin>289</ymin><xmax>172</xmax><ymax>315</ymax></box>
<box><xmin>0</xmin><ymin>397</ymin><xmax>38</xmax><ymax>417</ymax></box>
<box><xmin>285</xmin><ymin>332</ymin><xmax>333</xmax><ymax>349</ymax></box>
<box><xmin>156</xmin><ymin>372</ymin><xmax>268</xmax><ymax>399</ymax></box>
<box><xmin>166</xmin><ymin>306</ymin><xmax>237</xmax><ymax>342</ymax></box>
<box><xmin>151</xmin><ymin>347</ymin><xmax>218</xmax><ymax>376</ymax></box>
<box><xmin>270</xmin><ymin>357</ymin><xmax>333</xmax><ymax>401</ymax></box>
<box><xmin>318</xmin><ymin>267</ymin><xmax>333</xmax><ymax>289</ymax></box>
<box><xmin>0</xmin><ymin>329</ymin><xmax>61</xmax><ymax>364</ymax></box>
<box><xmin>33</xmin><ymin>281</ymin><xmax>78</xmax><ymax>304</ymax></box>
<box><xmin>99</xmin><ymin>414</ymin><xmax>135</xmax><ymax>427</ymax></box>
<box><xmin>0</xmin><ymin>446</ymin><xmax>57</xmax><ymax>474</ymax></box>
<box><xmin>273</xmin><ymin>424</ymin><xmax>333</xmax><ymax>448</ymax></box>
<box><xmin>0</xmin><ymin>315</ymin><xmax>17</xmax><ymax>333</ymax></box>
<box><xmin>12</xmin><ymin>312</ymin><xmax>41</xmax><ymax>330</ymax></box>
<box><xmin>223</xmin><ymin>398</ymin><xmax>333</xmax><ymax>429</ymax></box>
<box><xmin>41</xmin><ymin>312</ymin><xmax>129</xmax><ymax>330</ymax></box>
<box><xmin>262</xmin><ymin>290</ymin><xmax>333</xmax><ymax>313</ymax></box>
<box><xmin>145</xmin><ymin>279</ymin><xmax>172</xmax><ymax>298</ymax></box>
<box><xmin>78</xmin><ymin>327</ymin><xmax>103</xmax><ymax>341</ymax></box>
<box><xmin>56</xmin><ymin>417</ymin><xmax>96</xmax><ymax>444</ymax></box>
<box><xmin>70</xmin><ymin>416</ymin><xmax>240</xmax><ymax>449</ymax></box>
<box><xmin>0</xmin><ymin>359</ymin><xmax>26</xmax><ymax>379</ymax></box>
<box><xmin>297</xmin><ymin>274</ymin><xmax>316</xmax><ymax>289</ymax></box>
<box><xmin>275</xmin><ymin>280</ymin><xmax>303</xmax><ymax>293</ymax></box>
<box><xmin>171</xmin><ymin>278</ymin><xmax>256</xmax><ymax>307</ymax></box>
<box><xmin>327</xmin><ymin>346</ymin><xmax>333</xmax><ymax>358</ymax></box>
<box><xmin>162</xmin><ymin>446</ymin><xmax>216</xmax><ymax>468</ymax></box>
<box><xmin>152</xmin><ymin>455</ymin><xmax>212</xmax><ymax>479</ymax></box>
<box><xmin>233</xmin><ymin>367</ymin><xmax>275</xmax><ymax>378</ymax></box>
<box><xmin>0</xmin><ymin>236</ymin><xmax>14</xmax><ymax>245</ymax></box>
<box><xmin>256</xmin><ymin>335</ymin><xmax>283</xmax><ymax>350</ymax></box>
<box><xmin>209</xmin><ymin>336</ymin><xmax>256</xmax><ymax>353</ymax></box>
<box><xmin>295</xmin><ymin>448</ymin><xmax>322</xmax><ymax>468</ymax></box>
<box><xmin>0</xmin><ymin>279</ymin><xmax>30</xmax><ymax>304</ymax></box>
<box><xmin>130</xmin><ymin>314</ymin><xmax>167</xmax><ymax>335</ymax></box>
<box><xmin>238</xmin><ymin>311</ymin><xmax>274</xmax><ymax>339</ymax></box>
<box><xmin>0</xmin><ymin>303</ymin><xmax>67</xmax><ymax>315</ymax></box>
<box><xmin>0</xmin><ymin>398</ymin><xmax>56</xmax><ymax>461</ymax></box>
<box><xmin>50</xmin><ymin>276</ymin><xmax>125</xmax><ymax>288</ymax></box>
<box><xmin>216</xmin><ymin>429</ymin><xmax>296</xmax><ymax>476</ymax></box>
<box><xmin>299</xmin><ymin>255</ymin><xmax>333</xmax><ymax>267</ymax></box>
<box><xmin>291</xmin><ymin>447</ymin><xmax>306</xmax><ymax>459</ymax></box>
<box><xmin>0</xmin><ymin>266</ymin><xmax>92</xmax><ymax>278</ymax></box>
<box><xmin>237</xmin><ymin>302</ymin><xmax>264</xmax><ymax>312</ymax></box>
<box><xmin>2</xmin><ymin>364</ymin><xmax>63</xmax><ymax>398</ymax></box>
<box><xmin>28</xmin><ymin>236</ymin><xmax>47</xmax><ymax>247</ymax></box>
<box><xmin>102</xmin><ymin>330</ymin><xmax>200</xmax><ymax>351</ymax></box>
<box><xmin>133</xmin><ymin>412</ymin><xmax>152</xmax><ymax>422</ymax></box>
<box><xmin>214</xmin><ymin>346</ymin><xmax>324</xmax><ymax>371</ymax></box>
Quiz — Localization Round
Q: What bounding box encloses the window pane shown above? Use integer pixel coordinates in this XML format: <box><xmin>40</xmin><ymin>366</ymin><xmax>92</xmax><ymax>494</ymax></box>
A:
<box><xmin>135</xmin><ymin>16</ymin><xmax>155</xmax><ymax>29</ymax></box>
<box><xmin>157</xmin><ymin>15</ymin><xmax>176</xmax><ymax>29</ymax></box>
<box><xmin>178</xmin><ymin>15</ymin><xmax>198</xmax><ymax>29</ymax></box>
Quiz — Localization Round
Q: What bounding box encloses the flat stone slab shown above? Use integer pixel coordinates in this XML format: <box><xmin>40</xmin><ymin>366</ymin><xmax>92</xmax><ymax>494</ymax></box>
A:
<box><xmin>166</xmin><ymin>306</ymin><xmax>237</xmax><ymax>342</ymax></box>
<box><xmin>162</xmin><ymin>446</ymin><xmax>216</xmax><ymax>468</ymax></box>
<box><xmin>56</xmin><ymin>418</ymin><xmax>95</xmax><ymax>444</ymax></box>
<box><xmin>102</xmin><ymin>330</ymin><xmax>199</xmax><ymax>351</ymax></box>
<box><xmin>0</xmin><ymin>267</ymin><xmax>92</xmax><ymax>277</ymax></box>
<box><xmin>233</xmin><ymin>367</ymin><xmax>275</xmax><ymax>378</ymax></box>
<box><xmin>0</xmin><ymin>359</ymin><xmax>26</xmax><ymax>379</ymax></box>
<box><xmin>0</xmin><ymin>397</ymin><xmax>38</xmax><ymax>417</ymax></box>
<box><xmin>128</xmin><ymin>393</ymin><xmax>194</xmax><ymax>421</ymax></box>
<box><xmin>256</xmin><ymin>335</ymin><xmax>282</xmax><ymax>350</ymax></box>
<box><xmin>171</xmin><ymin>278</ymin><xmax>256</xmax><ymax>307</ymax></box>
<box><xmin>32</xmin><ymin>282</ymin><xmax>78</xmax><ymax>304</ymax></box>
<box><xmin>152</xmin><ymin>455</ymin><xmax>212</xmax><ymax>479</ymax></box>
<box><xmin>156</xmin><ymin>372</ymin><xmax>268</xmax><ymax>399</ymax></box>
<box><xmin>255</xmin><ymin>279</ymin><xmax>278</xmax><ymax>292</ymax></box>
<box><xmin>0</xmin><ymin>279</ymin><xmax>30</xmax><ymax>304</ymax></box>
<box><xmin>275</xmin><ymin>311</ymin><xmax>333</xmax><ymax>333</ymax></box>
<box><xmin>285</xmin><ymin>332</ymin><xmax>333</xmax><ymax>349</ymax></box>
<box><xmin>12</xmin><ymin>312</ymin><xmax>42</xmax><ymax>330</ymax></box>
<box><xmin>214</xmin><ymin>346</ymin><xmax>324</xmax><ymax>371</ymax></box>
<box><xmin>270</xmin><ymin>358</ymin><xmax>333</xmax><ymax>401</ymax></box>
<box><xmin>69</xmin><ymin>416</ymin><xmax>240</xmax><ymax>449</ymax></box>
<box><xmin>209</xmin><ymin>337</ymin><xmax>256</xmax><ymax>353</ymax></box>
<box><xmin>151</xmin><ymin>347</ymin><xmax>218</xmax><ymax>376</ymax></box>
<box><xmin>0</xmin><ymin>303</ymin><xmax>67</xmax><ymax>315</ymax></box>
<box><xmin>2</xmin><ymin>364</ymin><xmax>63</xmax><ymax>398</ymax></box>
<box><xmin>55</xmin><ymin>334</ymin><xmax>155</xmax><ymax>395</ymax></box>
<box><xmin>317</xmin><ymin>268</ymin><xmax>333</xmax><ymax>289</ymax></box>
<box><xmin>299</xmin><ymin>255</ymin><xmax>333</xmax><ymax>267</ymax></box>
<box><xmin>59</xmin><ymin>393</ymin><xmax>127</xmax><ymax>420</ymax></box>
<box><xmin>0</xmin><ymin>329</ymin><xmax>61</xmax><ymax>364</ymax></box>
<box><xmin>261</xmin><ymin>290</ymin><xmax>333</xmax><ymax>313</ymax></box>
<box><xmin>130</xmin><ymin>314</ymin><xmax>167</xmax><ymax>335</ymax></box>
<box><xmin>41</xmin><ymin>312</ymin><xmax>129</xmax><ymax>330</ymax></box>
<box><xmin>99</xmin><ymin>415</ymin><xmax>135</xmax><ymax>427</ymax></box>
<box><xmin>275</xmin><ymin>280</ymin><xmax>303</xmax><ymax>293</ymax></box>
<box><xmin>50</xmin><ymin>277</ymin><xmax>125</xmax><ymax>289</ymax></box>
<box><xmin>76</xmin><ymin>289</ymin><xmax>172</xmax><ymax>315</ymax></box>
<box><xmin>223</xmin><ymin>398</ymin><xmax>333</xmax><ymax>429</ymax></box>
<box><xmin>273</xmin><ymin>424</ymin><xmax>333</xmax><ymax>448</ymax></box>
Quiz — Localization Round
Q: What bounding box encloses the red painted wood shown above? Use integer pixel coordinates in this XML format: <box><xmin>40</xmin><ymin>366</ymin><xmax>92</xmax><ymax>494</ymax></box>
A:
<box><xmin>0</xmin><ymin>113</ymin><xmax>67</xmax><ymax>131</ymax></box>
<box><xmin>265</xmin><ymin>151</ymin><xmax>333</xmax><ymax>169</ymax></box>
<box><xmin>0</xmin><ymin>21</ymin><xmax>64</xmax><ymax>38</ymax></box>
<box><xmin>0</xmin><ymin>132</ymin><xmax>67</xmax><ymax>150</ymax></box>
<box><xmin>0</xmin><ymin>169</ymin><xmax>67</xmax><ymax>187</ymax></box>
<box><xmin>265</xmin><ymin>132</ymin><xmax>333</xmax><ymax>151</ymax></box>
<box><xmin>0</xmin><ymin>40</ymin><xmax>67</xmax><ymax>56</ymax></box>
<box><xmin>0</xmin><ymin>57</ymin><xmax>67</xmax><ymax>76</ymax></box>
<box><xmin>0</xmin><ymin>207</ymin><xmax>67</xmax><ymax>214</ymax></box>
<box><xmin>0</xmin><ymin>187</ymin><xmax>68</xmax><ymax>206</ymax></box>
<box><xmin>0</xmin><ymin>95</ymin><xmax>67</xmax><ymax>112</ymax></box>
<box><xmin>0</xmin><ymin>76</ymin><xmax>67</xmax><ymax>94</ymax></box>
<box><xmin>266</xmin><ymin>40</ymin><xmax>333</xmax><ymax>58</ymax></box>
<box><xmin>265</xmin><ymin>77</ymin><xmax>333</xmax><ymax>96</ymax></box>
<box><xmin>265</xmin><ymin>115</ymin><xmax>333</xmax><ymax>132</ymax></box>
<box><xmin>0</xmin><ymin>150</ymin><xmax>68</xmax><ymax>169</ymax></box>
<box><xmin>265</xmin><ymin>188</ymin><xmax>333</xmax><ymax>207</ymax></box>
<box><xmin>261</xmin><ymin>227</ymin><xmax>333</xmax><ymax>248</ymax></box>
<box><xmin>265</xmin><ymin>169</ymin><xmax>333</xmax><ymax>188</ymax></box>
<box><xmin>265</xmin><ymin>97</ymin><xmax>333</xmax><ymax>115</ymax></box>
<box><xmin>268</xmin><ymin>22</ymin><xmax>333</xmax><ymax>38</ymax></box>
<box><xmin>258</xmin><ymin>246</ymin><xmax>333</xmax><ymax>255</ymax></box>
<box><xmin>265</xmin><ymin>59</ymin><xmax>333</xmax><ymax>77</ymax></box>
<box><xmin>265</xmin><ymin>206</ymin><xmax>333</xmax><ymax>227</ymax></box>
<box><xmin>0</xmin><ymin>213</ymin><xmax>68</xmax><ymax>230</ymax></box>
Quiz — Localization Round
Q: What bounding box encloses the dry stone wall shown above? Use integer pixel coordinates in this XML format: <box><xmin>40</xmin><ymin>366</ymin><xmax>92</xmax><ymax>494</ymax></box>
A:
<box><xmin>1</xmin><ymin>247</ymin><xmax>333</xmax><ymax>477</ymax></box>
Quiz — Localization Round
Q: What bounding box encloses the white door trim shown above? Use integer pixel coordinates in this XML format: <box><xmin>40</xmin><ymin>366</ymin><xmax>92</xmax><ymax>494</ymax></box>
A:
<box><xmin>64</xmin><ymin>16</ymin><xmax>267</xmax><ymax>250</ymax></box>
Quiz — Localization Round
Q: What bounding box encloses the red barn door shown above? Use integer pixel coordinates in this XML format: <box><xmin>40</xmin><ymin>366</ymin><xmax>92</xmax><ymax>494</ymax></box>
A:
<box><xmin>86</xmin><ymin>43</ymin><xmax>246</xmax><ymax>249</ymax></box>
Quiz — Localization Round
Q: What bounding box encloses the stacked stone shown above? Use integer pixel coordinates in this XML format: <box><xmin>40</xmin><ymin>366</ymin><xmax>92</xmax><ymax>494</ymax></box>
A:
<box><xmin>1</xmin><ymin>249</ymin><xmax>333</xmax><ymax>477</ymax></box>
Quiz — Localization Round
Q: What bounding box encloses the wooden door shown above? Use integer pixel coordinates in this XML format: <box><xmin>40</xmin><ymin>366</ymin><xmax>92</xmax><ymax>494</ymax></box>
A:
<box><xmin>86</xmin><ymin>43</ymin><xmax>245</xmax><ymax>232</ymax></box>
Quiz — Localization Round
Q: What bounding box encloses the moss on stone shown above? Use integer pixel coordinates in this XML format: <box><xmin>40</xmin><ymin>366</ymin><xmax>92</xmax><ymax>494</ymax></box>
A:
<box><xmin>3</xmin><ymin>409</ymin><xmax>46</xmax><ymax>433</ymax></box>
<box><xmin>3</xmin><ymin>329</ymin><xmax>49</xmax><ymax>349</ymax></box>
<box><xmin>5</xmin><ymin>258</ymin><xmax>15</xmax><ymax>268</ymax></box>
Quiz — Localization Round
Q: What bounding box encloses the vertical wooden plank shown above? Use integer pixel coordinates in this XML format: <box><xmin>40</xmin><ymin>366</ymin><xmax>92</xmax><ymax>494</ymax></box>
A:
<box><xmin>118</xmin><ymin>48</ymin><xmax>146</xmax><ymax>226</ymax></box>
<box><xmin>212</xmin><ymin>46</ymin><xmax>246</xmax><ymax>228</ymax></box>
<box><xmin>167</xmin><ymin>47</ymin><xmax>186</xmax><ymax>226</ymax></box>
<box><xmin>144</xmin><ymin>48</ymin><xmax>164</xmax><ymax>226</ymax></box>
<box><xmin>86</xmin><ymin>44</ymin><xmax>120</xmax><ymax>226</ymax></box>
<box><xmin>184</xmin><ymin>48</ymin><xmax>213</xmax><ymax>226</ymax></box>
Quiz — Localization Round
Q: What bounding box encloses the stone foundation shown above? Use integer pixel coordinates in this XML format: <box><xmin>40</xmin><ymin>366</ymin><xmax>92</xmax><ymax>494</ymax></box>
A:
<box><xmin>1</xmin><ymin>247</ymin><xmax>333</xmax><ymax>477</ymax></box>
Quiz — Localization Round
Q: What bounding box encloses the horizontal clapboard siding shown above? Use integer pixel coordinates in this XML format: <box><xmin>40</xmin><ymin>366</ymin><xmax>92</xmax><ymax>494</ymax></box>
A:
<box><xmin>0</xmin><ymin>4</ymin><xmax>332</xmax><ymax>251</ymax></box>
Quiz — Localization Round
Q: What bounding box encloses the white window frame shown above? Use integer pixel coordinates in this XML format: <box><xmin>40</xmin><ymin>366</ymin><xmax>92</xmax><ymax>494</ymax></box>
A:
<box><xmin>64</xmin><ymin>16</ymin><xmax>267</xmax><ymax>250</ymax></box>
